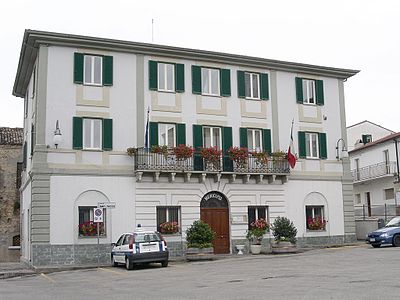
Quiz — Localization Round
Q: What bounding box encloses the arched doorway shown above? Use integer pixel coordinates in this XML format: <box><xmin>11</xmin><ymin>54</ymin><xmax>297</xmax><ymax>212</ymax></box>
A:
<box><xmin>200</xmin><ymin>191</ymin><xmax>230</xmax><ymax>254</ymax></box>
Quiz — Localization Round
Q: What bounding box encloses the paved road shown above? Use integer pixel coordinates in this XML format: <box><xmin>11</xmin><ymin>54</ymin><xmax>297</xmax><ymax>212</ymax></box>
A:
<box><xmin>1</xmin><ymin>244</ymin><xmax>399</xmax><ymax>300</ymax></box>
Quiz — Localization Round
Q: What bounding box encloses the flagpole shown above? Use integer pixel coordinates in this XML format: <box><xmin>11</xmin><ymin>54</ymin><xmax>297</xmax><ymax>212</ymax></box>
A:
<box><xmin>145</xmin><ymin>106</ymin><xmax>150</xmax><ymax>150</ymax></box>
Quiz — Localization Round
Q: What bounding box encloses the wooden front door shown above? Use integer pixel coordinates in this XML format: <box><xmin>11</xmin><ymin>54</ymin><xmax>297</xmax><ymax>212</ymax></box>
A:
<box><xmin>201</xmin><ymin>208</ymin><xmax>230</xmax><ymax>254</ymax></box>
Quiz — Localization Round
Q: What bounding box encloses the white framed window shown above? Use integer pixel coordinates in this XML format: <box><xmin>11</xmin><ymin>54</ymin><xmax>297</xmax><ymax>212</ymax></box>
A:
<box><xmin>203</xmin><ymin>126</ymin><xmax>222</xmax><ymax>149</ymax></box>
<box><xmin>306</xmin><ymin>205</ymin><xmax>325</xmax><ymax>230</ymax></box>
<box><xmin>84</xmin><ymin>55</ymin><xmax>103</xmax><ymax>85</ymax></box>
<box><xmin>83</xmin><ymin>118</ymin><xmax>102</xmax><ymax>150</ymax></box>
<box><xmin>306</xmin><ymin>132</ymin><xmax>319</xmax><ymax>158</ymax></box>
<box><xmin>248</xmin><ymin>206</ymin><xmax>268</xmax><ymax>229</ymax></box>
<box><xmin>247</xmin><ymin>129</ymin><xmax>262</xmax><ymax>152</ymax></box>
<box><xmin>78</xmin><ymin>206</ymin><xmax>106</xmax><ymax>237</ymax></box>
<box><xmin>158</xmin><ymin>63</ymin><xmax>175</xmax><ymax>92</ymax></box>
<box><xmin>156</xmin><ymin>206</ymin><xmax>181</xmax><ymax>233</ymax></box>
<box><xmin>245</xmin><ymin>72</ymin><xmax>260</xmax><ymax>99</ymax></box>
<box><xmin>302</xmin><ymin>79</ymin><xmax>315</xmax><ymax>104</ymax></box>
<box><xmin>159</xmin><ymin>123</ymin><xmax>176</xmax><ymax>148</ymax></box>
<box><xmin>201</xmin><ymin>68</ymin><xmax>220</xmax><ymax>96</ymax></box>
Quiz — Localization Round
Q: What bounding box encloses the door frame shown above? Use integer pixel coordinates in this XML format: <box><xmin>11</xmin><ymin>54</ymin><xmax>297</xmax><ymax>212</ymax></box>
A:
<box><xmin>200</xmin><ymin>191</ymin><xmax>230</xmax><ymax>254</ymax></box>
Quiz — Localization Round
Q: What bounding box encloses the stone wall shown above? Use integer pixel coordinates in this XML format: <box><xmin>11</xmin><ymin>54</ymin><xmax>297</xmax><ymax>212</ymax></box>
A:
<box><xmin>32</xmin><ymin>244</ymin><xmax>113</xmax><ymax>266</ymax></box>
<box><xmin>0</xmin><ymin>144</ymin><xmax>22</xmax><ymax>262</ymax></box>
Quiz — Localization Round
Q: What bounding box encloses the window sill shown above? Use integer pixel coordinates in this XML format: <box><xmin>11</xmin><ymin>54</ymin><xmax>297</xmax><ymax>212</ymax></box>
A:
<box><xmin>83</xmin><ymin>83</ymin><xmax>103</xmax><ymax>87</ymax></box>
<box><xmin>245</xmin><ymin>97</ymin><xmax>261</xmax><ymax>101</ymax></box>
<box><xmin>157</xmin><ymin>89</ymin><xmax>176</xmax><ymax>94</ymax></box>
<box><xmin>78</xmin><ymin>235</ymin><xmax>107</xmax><ymax>239</ymax></box>
<box><xmin>82</xmin><ymin>148</ymin><xmax>103</xmax><ymax>152</ymax></box>
<box><xmin>201</xmin><ymin>93</ymin><xmax>221</xmax><ymax>98</ymax></box>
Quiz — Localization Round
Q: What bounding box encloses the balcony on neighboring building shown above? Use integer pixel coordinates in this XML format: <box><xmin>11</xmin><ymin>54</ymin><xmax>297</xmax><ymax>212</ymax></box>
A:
<box><xmin>133</xmin><ymin>147</ymin><xmax>290</xmax><ymax>184</ymax></box>
<box><xmin>351</xmin><ymin>161</ymin><xmax>397</xmax><ymax>183</ymax></box>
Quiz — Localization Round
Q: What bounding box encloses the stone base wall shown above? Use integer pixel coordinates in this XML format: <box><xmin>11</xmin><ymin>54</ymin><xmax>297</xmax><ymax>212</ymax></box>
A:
<box><xmin>296</xmin><ymin>234</ymin><xmax>357</xmax><ymax>248</ymax></box>
<box><xmin>32</xmin><ymin>244</ymin><xmax>113</xmax><ymax>266</ymax></box>
<box><xmin>29</xmin><ymin>234</ymin><xmax>357</xmax><ymax>266</ymax></box>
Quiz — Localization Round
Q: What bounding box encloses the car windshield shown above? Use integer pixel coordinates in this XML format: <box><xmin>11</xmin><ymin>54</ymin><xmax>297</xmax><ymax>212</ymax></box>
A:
<box><xmin>385</xmin><ymin>217</ymin><xmax>400</xmax><ymax>227</ymax></box>
<box><xmin>134</xmin><ymin>232</ymin><xmax>162</xmax><ymax>243</ymax></box>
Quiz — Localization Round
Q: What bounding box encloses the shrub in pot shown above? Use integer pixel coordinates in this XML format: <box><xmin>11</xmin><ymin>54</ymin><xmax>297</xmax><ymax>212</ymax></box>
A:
<box><xmin>186</xmin><ymin>220</ymin><xmax>216</xmax><ymax>260</ymax></box>
<box><xmin>271</xmin><ymin>216</ymin><xmax>298</xmax><ymax>254</ymax></box>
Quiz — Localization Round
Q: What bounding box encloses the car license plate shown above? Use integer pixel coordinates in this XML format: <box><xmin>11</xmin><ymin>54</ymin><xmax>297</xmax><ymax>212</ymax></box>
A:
<box><xmin>140</xmin><ymin>243</ymin><xmax>159</xmax><ymax>253</ymax></box>
<box><xmin>370</xmin><ymin>238</ymin><xmax>375</xmax><ymax>242</ymax></box>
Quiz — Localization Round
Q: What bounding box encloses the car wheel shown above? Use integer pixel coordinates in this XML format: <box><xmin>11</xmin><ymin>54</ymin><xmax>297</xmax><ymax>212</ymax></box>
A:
<box><xmin>372</xmin><ymin>244</ymin><xmax>381</xmax><ymax>248</ymax></box>
<box><xmin>111</xmin><ymin>255</ymin><xmax>118</xmax><ymax>267</ymax></box>
<box><xmin>125</xmin><ymin>257</ymin><xmax>133</xmax><ymax>270</ymax></box>
<box><xmin>393</xmin><ymin>235</ymin><xmax>400</xmax><ymax>247</ymax></box>
<box><xmin>161</xmin><ymin>260</ymin><xmax>168</xmax><ymax>268</ymax></box>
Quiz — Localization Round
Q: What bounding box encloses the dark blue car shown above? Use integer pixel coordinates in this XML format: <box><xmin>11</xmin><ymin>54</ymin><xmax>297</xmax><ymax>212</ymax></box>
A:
<box><xmin>366</xmin><ymin>216</ymin><xmax>400</xmax><ymax>248</ymax></box>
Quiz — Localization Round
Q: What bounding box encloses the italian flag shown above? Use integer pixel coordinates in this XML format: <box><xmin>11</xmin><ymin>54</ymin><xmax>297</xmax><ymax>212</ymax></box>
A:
<box><xmin>287</xmin><ymin>119</ymin><xmax>297</xmax><ymax>169</ymax></box>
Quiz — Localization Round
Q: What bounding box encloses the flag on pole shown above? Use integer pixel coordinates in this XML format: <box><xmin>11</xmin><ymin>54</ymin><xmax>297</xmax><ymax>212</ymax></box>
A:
<box><xmin>144</xmin><ymin>106</ymin><xmax>150</xmax><ymax>149</ymax></box>
<box><xmin>287</xmin><ymin>119</ymin><xmax>297</xmax><ymax>169</ymax></box>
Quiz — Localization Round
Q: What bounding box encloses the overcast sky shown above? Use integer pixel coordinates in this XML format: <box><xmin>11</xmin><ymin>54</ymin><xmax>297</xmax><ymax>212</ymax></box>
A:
<box><xmin>1</xmin><ymin>0</ymin><xmax>400</xmax><ymax>132</ymax></box>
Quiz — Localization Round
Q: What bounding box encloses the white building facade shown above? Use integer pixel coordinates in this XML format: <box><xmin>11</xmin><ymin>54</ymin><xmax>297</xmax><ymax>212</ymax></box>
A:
<box><xmin>348</xmin><ymin>121</ymin><xmax>400</xmax><ymax>219</ymax></box>
<box><xmin>13</xmin><ymin>30</ymin><xmax>358</xmax><ymax>266</ymax></box>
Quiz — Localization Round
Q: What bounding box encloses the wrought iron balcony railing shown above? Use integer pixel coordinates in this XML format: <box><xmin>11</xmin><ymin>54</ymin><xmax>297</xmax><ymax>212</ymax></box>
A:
<box><xmin>134</xmin><ymin>147</ymin><xmax>290</xmax><ymax>175</ymax></box>
<box><xmin>351</xmin><ymin>161</ymin><xmax>397</xmax><ymax>182</ymax></box>
<box><xmin>233</xmin><ymin>155</ymin><xmax>290</xmax><ymax>174</ymax></box>
<box><xmin>135</xmin><ymin>147</ymin><xmax>194</xmax><ymax>172</ymax></box>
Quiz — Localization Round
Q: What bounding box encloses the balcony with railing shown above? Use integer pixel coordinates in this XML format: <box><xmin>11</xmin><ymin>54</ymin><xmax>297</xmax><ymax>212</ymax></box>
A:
<box><xmin>351</xmin><ymin>161</ymin><xmax>397</xmax><ymax>183</ymax></box>
<box><xmin>133</xmin><ymin>147</ymin><xmax>290</xmax><ymax>183</ymax></box>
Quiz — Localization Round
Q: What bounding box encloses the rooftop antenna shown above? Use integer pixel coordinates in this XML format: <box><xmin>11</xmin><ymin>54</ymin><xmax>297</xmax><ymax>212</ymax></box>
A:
<box><xmin>151</xmin><ymin>18</ymin><xmax>154</xmax><ymax>43</ymax></box>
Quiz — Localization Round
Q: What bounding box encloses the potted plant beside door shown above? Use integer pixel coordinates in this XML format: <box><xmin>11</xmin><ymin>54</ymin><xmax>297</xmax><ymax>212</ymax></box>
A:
<box><xmin>185</xmin><ymin>220</ymin><xmax>216</xmax><ymax>261</ymax></box>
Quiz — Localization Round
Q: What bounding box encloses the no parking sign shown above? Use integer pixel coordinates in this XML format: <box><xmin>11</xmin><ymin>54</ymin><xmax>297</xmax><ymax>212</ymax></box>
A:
<box><xmin>93</xmin><ymin>208</ymin><xmax>103</xmax><ymax>223</ymax></box>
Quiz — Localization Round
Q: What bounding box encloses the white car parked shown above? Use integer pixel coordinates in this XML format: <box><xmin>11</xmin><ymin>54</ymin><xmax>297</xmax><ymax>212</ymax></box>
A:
<box><xmin>111</xmin><ymin>229</ymin><xmax>169</xmax><ymax>270</ymax></box>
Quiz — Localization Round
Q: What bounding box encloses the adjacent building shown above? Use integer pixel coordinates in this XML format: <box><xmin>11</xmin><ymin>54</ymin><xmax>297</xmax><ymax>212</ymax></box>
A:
<box><xmin>348</xmin><ymin>121</ymin><xmax>400</xmax><ymax>219</ymax></box>
<box><xmin>0</xmin><ymin>127</ymin><xmax>23</xmax><ymax>262</ymax></box>
<box><xmin>13</xmin><ymin>30</ymin><xmax>358</xmax><ymax>267</ymax></box>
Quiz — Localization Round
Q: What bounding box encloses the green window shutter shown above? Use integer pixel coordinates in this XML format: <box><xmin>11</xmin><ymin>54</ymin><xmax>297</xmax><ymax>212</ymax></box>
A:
<box><xmin>298</xmin><ymin>131</ymin><xmax>306</xmax><ymax>158</ymax></box>
<box><xmin>149</xmin><ymin>60</ymin><xmax>158</xmax><ymax>90</ymax></box>
<box><xmin>175</xmin><ymin>63</ymin><xmax>185</xmax><ymax>93</ymax></box>
<box><xmin>316</xmin><ymin>80</ymin><xmax>324</xmax><ymax>105</ymax></box>
<box><xmin>73</xmin><ymin>117</ymin><xmax>83</xmax><ymax>150</ymax></box>
<box><xmin>260</xmin><ymin>73</ymin><xmax>269</xmax><ymax>100</ymax></box>
<box><xmin>295</xmin><ymin>77</ymin><xmax>303</xmax><ymax>104</ymax></box>
<box><xmin>262</xmin><ymin>129</ymin><xmax>272</xmax><ymax>155</ymax></box>
<box><xmin>220</xmin><ymin>69</ymin><xmax>231</xmax><ymax>97</ymax></box>
<box><xmin>193</xmin><ymin>125</ymin><xmax>203</xmax><ymax>171</ymax></box>
<box><xmin>74</xmin><ymin>53</ymin><xmax>84</xmax><ymax>84</ymax></box>
<box><xmin>102</xmin><ymin>56</ymin><xmax>113</xmax><ymax>86</ymax></box>
<box><xmin>222</xmin><ymin>127</ymin><xmax>233</xmax><ymax>171</ymax></box>
<box><xmin>149</xmin><ymin>122</ymin><xmax>159</xmax><ymax>146</ymax></box>
<box><xmin>22</xmin><ymin>142</ymin><xmax>27</xmax><ymax>170</ymax></box>
<box><xmin>239</xmin><ymin>127</ymin><xmax>248</xmax><ymax>148</ymax></box>
<box><xmin>30</xmin><ymin>124</ymin><xmax>35</xmax><ymax>156</ymax></box>
<box><xmin>192</xmin><ymin>66</ymin><xmax>201</xmax><ymax>94</ymax></box>
<box><xmin>102</xmin><ymin>118</ymin><xmax>113</xmax><ymax>151</ymax></box>
<box><xmin>237</xmin><ymin>71</ymin><xmax>245</xmax><ymax>98</ymax></box>
<box><xmin>319</xmin><ymin>133</ymin><xmax>327</xmax><ymax>159</ymax></box>
<box><xmin>176</xmin><ymin>123</ymin><xmax>186</xmax><ymax>146</ymax></box>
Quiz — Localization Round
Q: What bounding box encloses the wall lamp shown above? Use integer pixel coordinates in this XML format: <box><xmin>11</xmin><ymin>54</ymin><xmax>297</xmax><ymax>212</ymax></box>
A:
<box><xmin>53</xmin><ymin>120</ymin><xmax>62</xmax><ymax>149</ymax></box>
<box><xmin>336</xmin><ymin>138</ymin><xmax>348</xmax><ymax>160</ymax></box>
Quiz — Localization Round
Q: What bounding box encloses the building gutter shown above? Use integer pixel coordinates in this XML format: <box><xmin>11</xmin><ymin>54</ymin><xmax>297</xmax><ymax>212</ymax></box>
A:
<box><xmin>13</xmin><ymin>29</ymin><xmax>360</xmax><ymax>98</ymax></box>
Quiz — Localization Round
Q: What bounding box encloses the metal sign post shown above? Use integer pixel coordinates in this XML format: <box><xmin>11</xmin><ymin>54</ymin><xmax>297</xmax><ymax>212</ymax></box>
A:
<box><xmin>93</xmin><ymin>208</ymin><xmax>104</xmax><ymax>268</ymax></box>
<box><xmin>94</xmin><ymin>203</ymin><xmax>116</xmax><ymax>268</ymax></box>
